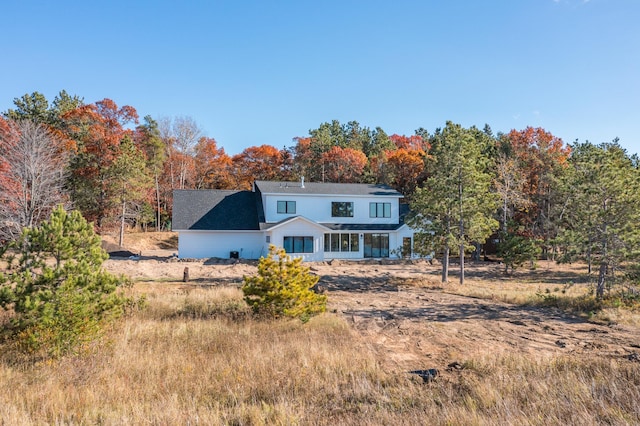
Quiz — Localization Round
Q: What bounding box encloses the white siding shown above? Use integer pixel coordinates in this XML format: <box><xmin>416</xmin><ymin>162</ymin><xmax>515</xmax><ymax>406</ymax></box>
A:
<box><xmin>263</xmin><ymin>194</ymin><xmax>401</xmax><ymax>224</ymax></box>
<box><xmin>267</xmin><ymin>220</ymin><xmax>325</xmax><ymax>262</ymax></box>
<box><xmin>178</xmin><ymin>231</ymin><xmax>266</xmax><ymax>259</ymax></box>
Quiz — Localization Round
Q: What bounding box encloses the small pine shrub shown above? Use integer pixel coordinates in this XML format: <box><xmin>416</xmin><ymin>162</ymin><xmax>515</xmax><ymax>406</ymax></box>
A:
<box><xmin>242</xmin><ymin>245</ymin><xmax>326</xmax><ymax>322</ymax></box>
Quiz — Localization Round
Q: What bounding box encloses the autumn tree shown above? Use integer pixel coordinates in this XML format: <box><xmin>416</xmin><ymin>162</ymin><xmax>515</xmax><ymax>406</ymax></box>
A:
<box><xmin>383</xmin><ymin>134</ymin><xmax>430</xmax><ymax>197</ymax></box>
<box><xmin>193</xmin><ymin>136</ymin><xmax>233</xmax><ymax>189</ymax></box>
<box><xmin>390</xmin><ymin>133</ymin><xmax>429</xmax><ymax>151</ymax></box>
<box><xmin>409</xmin><ymin>122</ymin><xmax>498</xmax><ymax>284</ymax></box>
<box><xmin>298</xmin><ymin>120</ymin><xmax>391</xmax><ymax>183</ymax></box>
<box><xmin>495</xmin><ymin>154</ymin><xmax>530</xmax><ymax>232</ymax></box>
<box><xmin>502</xmin><ymin>127</ymin><xmax>571</xmax><ymax>256</ymax></box>
<box><xmin>493</xmin><ymin>152</ymin><xmax>541</xmax><ymax>270</ymax></box>
<box><xmin>319</xmin><ymin>146</ymin><xmax>367</xmax><ymax>183</ymax></box>
<box><xmin>290</xmin><ymin>136</ymin><xmax>320</xmax><ymax>181</ymax></box>
<box><xmin>0</xmin><ymin>119</ymin><xmax>68</xmax><ymax>241</ymax></box>
<box><xmin>64</xmin><ymin>99</ymin><xmax>139</xmax><ymax>228</ymax></box>
<box><xmin>232</xmin><ymin>144</ymin><xmax>284</xmax><ymax>189</ymax></box>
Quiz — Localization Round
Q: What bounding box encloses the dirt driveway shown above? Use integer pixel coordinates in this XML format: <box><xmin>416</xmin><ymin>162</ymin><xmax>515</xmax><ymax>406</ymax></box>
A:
<box><xmin>105</xmin><ymin>255</ymin><xmax>640</xmax><ymax>373</ymax></box>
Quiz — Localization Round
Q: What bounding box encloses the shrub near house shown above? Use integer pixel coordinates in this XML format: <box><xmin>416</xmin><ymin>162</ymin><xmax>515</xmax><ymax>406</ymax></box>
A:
<box><xmin>242</xmin><ymin>245</ymin><xmax>326</xmax><ymax>322</ymax></box>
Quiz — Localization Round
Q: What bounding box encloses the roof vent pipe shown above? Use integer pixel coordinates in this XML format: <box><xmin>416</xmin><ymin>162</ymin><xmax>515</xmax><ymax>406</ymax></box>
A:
<box><xmin>301</xmin><ymin>176</ymin><xmax>305</xmax><ymax>188</ymax></box>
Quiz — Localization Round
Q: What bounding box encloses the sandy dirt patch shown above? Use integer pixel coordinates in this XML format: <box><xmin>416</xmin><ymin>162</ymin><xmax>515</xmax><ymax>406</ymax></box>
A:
<box><xmin>103</xmin><ymin>250</ymin><xmax>640</xmax><ymax>375</ymax></box>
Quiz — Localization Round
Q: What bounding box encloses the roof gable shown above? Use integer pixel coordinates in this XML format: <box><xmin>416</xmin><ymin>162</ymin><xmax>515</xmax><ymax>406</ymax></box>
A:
<box><xmin>261</xmin><ymin>215</ymin><xmax>331</xmax><ymax>232</ymax></box>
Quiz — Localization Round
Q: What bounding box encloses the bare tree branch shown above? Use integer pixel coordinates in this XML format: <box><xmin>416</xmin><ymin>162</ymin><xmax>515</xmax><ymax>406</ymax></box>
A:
<box><xmin>0</xmin><ymin>120</ymin><xmax>68</xmax><ymax>240</ymax></box>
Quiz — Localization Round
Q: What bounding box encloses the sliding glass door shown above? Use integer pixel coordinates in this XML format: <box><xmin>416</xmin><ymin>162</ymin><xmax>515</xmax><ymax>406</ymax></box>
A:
<box><xmin>363</xmin><ymin>233</ymin><xmax>389</xmax><ymax>258</ymax></box>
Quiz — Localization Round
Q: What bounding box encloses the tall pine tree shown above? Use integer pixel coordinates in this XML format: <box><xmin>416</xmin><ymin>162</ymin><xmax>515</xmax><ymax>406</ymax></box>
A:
<box><xmin>557</xmin><ymin>141</ymin><xmax>640</xmax><ymax>298</ymax></box>
<box><xmin>409</xmin><ymin>122</ymin><xmax>498</xmax><ymax>284</ymax></box>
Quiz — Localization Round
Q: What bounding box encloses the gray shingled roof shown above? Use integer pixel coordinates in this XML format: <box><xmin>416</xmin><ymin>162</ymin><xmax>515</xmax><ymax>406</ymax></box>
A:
<box><xmin>172</xmin><ymin>190</ymin><xmax>260</xmax><ymax>230</ymax></box>
<box><xmin>173</xmin><ymin>183</ymin><xmax>409</xmax><ymax>232</ymax></box>
<box><xmin>254</xmin><ymin>180</ymin><xmax>402</xmax><ymax>197</ymax></box>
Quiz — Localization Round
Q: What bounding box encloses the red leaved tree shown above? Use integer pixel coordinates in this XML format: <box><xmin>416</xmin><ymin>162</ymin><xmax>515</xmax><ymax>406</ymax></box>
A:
<box><xmin>63</xmin><ymin>99</ymin><xmax>139</xmax><ymax>228</ymax></box>
<box><xmin>194</xmin><ymin>137</ymin><xmax>234</xmax><ymax>189</ymax></box>
<box><xmin>321</xmin><ymin>146</ymin><xmax>368</xmax><ymax>183</ymax></box>
<box><xmin>232</xmin><ymin>145</ymin><xmax>285</xmax><ymax>189</ymax></box>
<box><xmin>385</xmin><ymin>148</ymin><xmax>429</xmax><ymax>197</ymax></box>
<box><xmin>502</xmin><ymin>127</ymin><xmax>571</xmax><ymax>253</ymax></box>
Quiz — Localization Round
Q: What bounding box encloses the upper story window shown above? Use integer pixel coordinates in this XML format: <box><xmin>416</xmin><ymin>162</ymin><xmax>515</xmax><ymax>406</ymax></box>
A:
<box><xmin>277</xmin><ymin>200</ymin><xmax>296</xmax><ymax>214</ymax></box>
<box><xmin>369</xmin><ymin>202</ymin><xmax>391</xmax><ymax>218</ymax></box>
<box><xmin>331</xmin><ymin>201</ymin><xmax>353</xmax><ymax>217</ymax></box>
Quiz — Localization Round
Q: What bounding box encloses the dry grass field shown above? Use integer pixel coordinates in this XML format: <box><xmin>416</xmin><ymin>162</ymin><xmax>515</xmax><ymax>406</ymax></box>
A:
<box><xmin>1</xmin><ymin>232</ymin><xmax>639</xmax><ymax>425</ymax></box>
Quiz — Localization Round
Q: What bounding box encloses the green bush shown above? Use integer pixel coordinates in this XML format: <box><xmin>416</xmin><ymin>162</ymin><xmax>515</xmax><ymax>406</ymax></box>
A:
<box><xmin>497</xmin><ymin>229</ymin><xmax>541</xmax><ymax>274</ymax></box>
<box><xmin>242</xmin><ymin>245</ymin><xmax>326</xmax><ymax>322</ymax></box>
<box><xmin>0</xmin><ymin>206</ymin><xmax>134</xmax><ymax>357</ymax></box>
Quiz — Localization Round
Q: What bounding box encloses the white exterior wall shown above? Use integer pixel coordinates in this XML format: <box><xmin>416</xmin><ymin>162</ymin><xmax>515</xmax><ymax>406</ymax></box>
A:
<box><xmin>267</xmin><ymin>220</ymin><xmax>325</xmax><ymax>262</ymax></box>
<box><xmin>263</xmin><ymin>194</ymin><xmax>401</xmax><ymax>225</ymax></box>
<box><xmin>389</xmin><ymin>232</ymin><xmax>403</xmax><ymax>258</ymax></box>
<box><xmin>178</xmin><ymin>231</ymin><xmax>267</xmax><ymax>259</ymax></box>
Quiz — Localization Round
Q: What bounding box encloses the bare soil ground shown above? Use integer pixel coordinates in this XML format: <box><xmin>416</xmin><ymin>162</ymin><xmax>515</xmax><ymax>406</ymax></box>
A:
<box><xmin>103</xmin><ymin>232</ymin><xmax>640</xmax><ymax>374</ymax></box>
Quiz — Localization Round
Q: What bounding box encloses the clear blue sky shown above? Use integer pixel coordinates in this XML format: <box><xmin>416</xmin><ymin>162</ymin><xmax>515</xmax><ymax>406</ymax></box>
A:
<box><xmin>2</xmin><ymin>0</ymin><xmax>639</xmax><ymax>155</ymax></box>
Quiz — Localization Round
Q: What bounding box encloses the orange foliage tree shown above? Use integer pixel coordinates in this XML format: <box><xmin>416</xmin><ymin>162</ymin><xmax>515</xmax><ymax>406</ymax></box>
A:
<box><xmin>390</xmin><ymin>134</ymin><xmax>429</xmax><ymax>151</ymax></box>
<box><xmin>502</xmin><ymin>127</ymin><xmax>571</xmax><ymax>250</ymax></box>
<box><xmin>194</xmin><ymin>137</ymin><xmax>234</xmax><ymax>189</ymax></box>
<box><xmin>232</xmin><ymin>145</ymin><xmax>285</xmax><ymax>189</ymax></box>
<box><xmin>63</xmin><ymin>99</ymin><xmax>139</xmax><ymax>228</ymax></box>
<box><xmin>384</xmin><ymin>148</ymin><xmax>429</xmax><ymax>197</ymax></box>
<box><xmin>321</xmin><ymin>146</ymin><xmax>368</xmax><ymax>183</ymax></box>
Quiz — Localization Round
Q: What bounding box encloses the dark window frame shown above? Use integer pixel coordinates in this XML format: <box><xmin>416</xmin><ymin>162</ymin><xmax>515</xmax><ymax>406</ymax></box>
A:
<box><xmin>331</xmin><ymin>201</ymin><xmax>354</xmax><ymax>217</ymax></box>
<box><xmin>323</xmin><ymin>233</ymin><xmax>360</xmax><ymax>252</ymax></box>
<box><xmin>363</xmin><ymin>233</ymin><xmax>390</xmax><ymax>258</ymax></box>
<box><xmin>283</xmin><ymin>236</ymin><xmax>314</xmax><ymax>253</ymax></box>
<box><xmin>277</xmin><ymin>200</ymin><xmax>296</xmax><ymax>214</ymax></box>
<box><xmin>369</xmin><ymin>202</ymin><xmax>391</xmax><ymax>218</ymax></box>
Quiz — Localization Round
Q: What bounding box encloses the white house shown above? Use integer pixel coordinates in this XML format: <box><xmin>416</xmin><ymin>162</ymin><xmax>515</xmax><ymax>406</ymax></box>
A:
<box><xmin>172</xmin><ymin>179</ymin><xmax>415</xmax><ymax>261</ymax></box>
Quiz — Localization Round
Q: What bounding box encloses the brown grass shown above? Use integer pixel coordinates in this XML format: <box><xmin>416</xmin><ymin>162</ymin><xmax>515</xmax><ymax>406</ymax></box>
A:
<box><xmin>0</xmin><ymin>283</ymin><xmax>639</xmax><ymax>425</ymax></box>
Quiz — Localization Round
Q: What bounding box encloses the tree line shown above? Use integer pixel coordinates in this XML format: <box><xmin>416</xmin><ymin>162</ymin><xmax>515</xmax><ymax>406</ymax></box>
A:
<box><xmin>1</xmin><ymin>91</ymin><xmax>639</xmax><ymax>297</ymax></box>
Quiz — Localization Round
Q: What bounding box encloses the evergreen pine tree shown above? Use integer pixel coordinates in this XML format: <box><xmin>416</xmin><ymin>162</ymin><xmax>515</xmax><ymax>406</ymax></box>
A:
<box><xmin>409</xmin><ymin>122</ymin><xmax>499</xmax><ymax>284</ymax></box>
<box><xmin>0</xmin><ymin>206</ymin><xmax>132</xmax><ymax>357</ymax></box>
<box><xmin>242</xmin><ymin>245</ymin><xmax>326</xmax><ymax>322</ymax></box>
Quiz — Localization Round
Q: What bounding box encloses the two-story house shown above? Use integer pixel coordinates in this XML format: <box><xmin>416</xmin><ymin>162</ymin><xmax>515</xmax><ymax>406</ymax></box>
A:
<box><xmin>172</xmin><ymin>179</ymin><xmax>415</xmax><ymax>261</ymax></box>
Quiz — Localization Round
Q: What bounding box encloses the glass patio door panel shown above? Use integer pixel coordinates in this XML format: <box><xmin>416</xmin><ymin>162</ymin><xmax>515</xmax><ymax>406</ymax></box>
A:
<box><xmin>364</xmin><ymin>233</ymin><xmax>372</xmax><ymax>257</ymax></box>
<box><xmin>381</xmin><ymin>234</ymin><xmax>389</xmax><ymax>257</ymax></box>
<box><xmin>364</xmin><ymin>233</ymin><xmax>389</xmax><ymax>258</ymax></box>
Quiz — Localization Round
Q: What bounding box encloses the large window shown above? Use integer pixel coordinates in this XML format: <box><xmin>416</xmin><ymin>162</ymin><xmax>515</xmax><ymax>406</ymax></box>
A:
<box><xmin>324</xmin><ymin>233</ymin><xmax>359</xmax><ymax>252</ymax></box>
<box><xmin>283</xmin><ymin>236</ymin><xmax>313</xmax><ymax>253</ymax></box>
<box><xmin>369</xmin><ymin>202</ymin><xmax>391</xmax><ymax>218</ymax></box>
<box><xmin>331</xmin><ymin>202</ymin><xmax>354</xmax><ymax>217</ymax></box>
<box><xmin>277</xmin><ymin>200</ymin><xmax>296</xmax><ymax>214</ymax></box>
<box><xmin>363</xmin><ymin>233</ymin><xmax>389</xmax><ymax>258</ymax></box>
